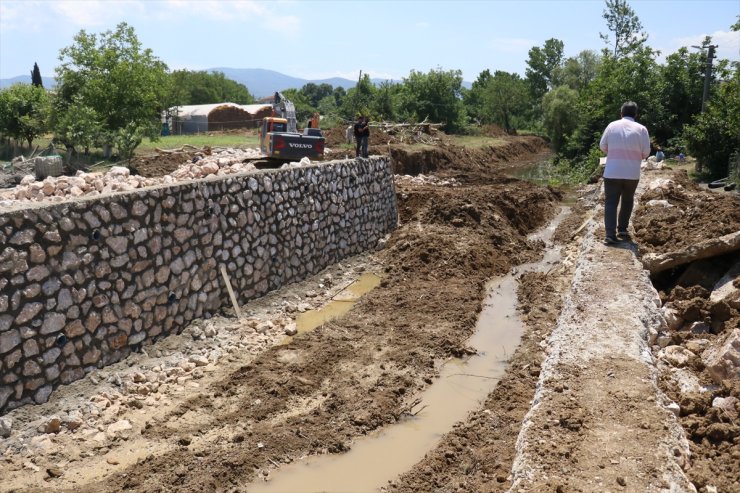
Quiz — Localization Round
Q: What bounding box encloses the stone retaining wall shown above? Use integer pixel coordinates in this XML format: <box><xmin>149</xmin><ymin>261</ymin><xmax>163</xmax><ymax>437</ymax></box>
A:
<box><xmin>0</xmin><ymin>157</ymin><xmax>397</xmax><ymax>414</ymax></box>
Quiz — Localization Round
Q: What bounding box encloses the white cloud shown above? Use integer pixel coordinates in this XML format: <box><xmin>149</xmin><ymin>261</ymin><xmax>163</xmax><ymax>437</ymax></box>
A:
<box><xmin>416</xmin><ymin>21</ymin><xmax>430</xmax><ymax>29</ymax></box>
<box><xmin>50</xmin><ymin>0</ymin><xmax>145</xmax><ymax>27</ymax></box>
<box><xmin>162</xmin><ymin>0</ymin><xmax>300</xmax><ymax>33</ymax></box>
<box><xmin>672</xmin><ymin>30</ymin><xmax>740</xmax><ymax>62</ymax></box>
<box><xmin>488</xmin><ymin>37</ymin><xmax>536</xmax><ymax>53</ymax></box>
<box><xmin>0</xmin><ymin>0</ymin><xmax>145</xmax><ymax>31</ymax></box>
<box><xmin>0</xmin><ymin>1</ymin><xmax>46</xmax><ymax>31</ymax></box>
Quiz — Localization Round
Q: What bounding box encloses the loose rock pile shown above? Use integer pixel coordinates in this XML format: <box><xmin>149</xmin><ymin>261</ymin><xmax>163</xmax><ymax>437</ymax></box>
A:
<box><xmin>0</xmin><ymin>148</ymin><xmax>271</xmax><ymax>209</ymax></box>
<box><xmin>395</xmin><ymin>174</ymin><xmax>460</xmax><ymax>187</ymax></box>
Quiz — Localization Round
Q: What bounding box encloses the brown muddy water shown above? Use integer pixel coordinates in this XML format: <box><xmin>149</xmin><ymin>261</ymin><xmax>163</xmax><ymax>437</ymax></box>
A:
<box><xmin>250</xmin><ymin>208</ymin><xmax>569</xmax><ymax>493</ymax></box>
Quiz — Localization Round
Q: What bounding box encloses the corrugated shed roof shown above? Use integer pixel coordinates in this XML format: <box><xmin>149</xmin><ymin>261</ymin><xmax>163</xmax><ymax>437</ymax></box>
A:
<box><xmin>171</xmin><ymin>103</ymin><xmax>272</xmax><ymax>119</ymax></box>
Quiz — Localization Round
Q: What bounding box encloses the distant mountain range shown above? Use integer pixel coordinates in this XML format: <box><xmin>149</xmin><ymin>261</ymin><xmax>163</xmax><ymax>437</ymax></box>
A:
<box><xmin>0</xmin><ymin>67</ymin><xmax>469</xmax><ymax>97</ymax></box>
<box><xmin>0</xmin><ymin>75</ymin><xmax>57</xmax><ymax>89</ymax></box>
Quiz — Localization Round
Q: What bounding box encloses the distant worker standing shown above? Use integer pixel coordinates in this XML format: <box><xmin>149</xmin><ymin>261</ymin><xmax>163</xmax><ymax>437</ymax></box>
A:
<box><xmin>599</xmin><ymin>101</ymin><xmax>651</xmax><ymax>245</ymax></box>
<box><xmin>354</xmin><ymin>115</ymin><xmax>364</xmax><ymax>157</ymax></box>
<box><xmin>360</xmin><ymin>116</ymin><xmax>370</xmax><ymax>158</ymax></box>
<box><xmin>655</xmin><ymin>148</ymin><xmax>665</xmax><ymax>162</ymax></box>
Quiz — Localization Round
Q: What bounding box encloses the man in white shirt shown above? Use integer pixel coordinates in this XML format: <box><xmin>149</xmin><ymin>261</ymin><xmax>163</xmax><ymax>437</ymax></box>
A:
<box><xmin>599</xmin><ymin>101</ymin><xmax>651</xmax><ymax>245</ymax></box>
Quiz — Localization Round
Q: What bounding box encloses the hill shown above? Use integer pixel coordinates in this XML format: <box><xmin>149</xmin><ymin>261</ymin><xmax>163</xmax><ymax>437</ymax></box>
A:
<box><xmin>0</xmin><ymin>68</ymin><xmax>469</xmax><ymax>97</ymax></box>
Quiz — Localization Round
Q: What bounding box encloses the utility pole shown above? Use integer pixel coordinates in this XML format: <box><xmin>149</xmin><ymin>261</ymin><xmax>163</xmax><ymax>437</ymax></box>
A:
<box><xmin>692</xmin><ymin>44</ymin><xmax>718</xmax><ymax>113</ymax></box>
<box><xmin>691</xmin><ymin>44</ymin><xmax>718</xmax><ymax>173</ymax></box>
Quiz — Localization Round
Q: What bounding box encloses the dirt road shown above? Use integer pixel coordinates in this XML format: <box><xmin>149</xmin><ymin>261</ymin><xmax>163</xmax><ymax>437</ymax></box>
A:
<box><xmin>1</xmin><ymin>139</ymin><xmax>737</xmax><ymax>493</ymax></box>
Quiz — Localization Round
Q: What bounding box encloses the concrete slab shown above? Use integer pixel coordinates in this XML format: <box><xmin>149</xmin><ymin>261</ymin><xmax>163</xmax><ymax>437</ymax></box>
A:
<box><xmin>509</xmin><ymin>173</ymin><xmax>696</xmax><ymax>492</ymax></box>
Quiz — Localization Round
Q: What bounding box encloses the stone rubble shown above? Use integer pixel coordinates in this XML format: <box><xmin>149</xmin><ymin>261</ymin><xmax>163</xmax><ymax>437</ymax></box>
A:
<box><xmin>0</xmin><ymin>148</ymin><xmax>321</xmax><ymax>210</ymax></box>
<box><xmin>394</xmin><ymin>174</ymin><xmax>460</xmax><ymax>187</ymax></box>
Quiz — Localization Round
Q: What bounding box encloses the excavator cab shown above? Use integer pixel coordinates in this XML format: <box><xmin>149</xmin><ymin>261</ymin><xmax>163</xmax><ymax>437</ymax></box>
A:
<box><xmin>259</xmin><ymin>117</ymin><xmax>289</xmax><ymax>156</ymax></box>
<box><xmin>256</xmin><ymin>92</ymin><xmax>325</xmax><ymax>162</ymax></box>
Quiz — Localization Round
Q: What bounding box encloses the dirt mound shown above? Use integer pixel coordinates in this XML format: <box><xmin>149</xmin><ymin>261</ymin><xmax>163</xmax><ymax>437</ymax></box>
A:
<box><xmin>323</xmin><ymin>122</ymin><xmax>448</xmax><ymax>149</ymax></box>
<box><xmin>387</xmin><ymin>137</ymin><xmax>549</xmax><ymax>180</ymax></box>
<box><xmin>130</xmin><ymin>151</ymin><xmax>198</xmax><ymax>178</ymax></box>
<box><xmin>479</xmin><ymin>124</ymin><xmax>508</xmax><ymax>137</ymax></box>
<box><xmin>634</xmin><ymin>171</ymin><xmax>740</xmax><ymax>256</ymax></box>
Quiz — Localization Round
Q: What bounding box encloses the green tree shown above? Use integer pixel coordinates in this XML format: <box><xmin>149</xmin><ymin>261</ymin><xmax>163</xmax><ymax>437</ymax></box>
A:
<box><xmin>526</xmin><ymin>38</ymin><xmax>565</xmax><ymax>99</ymax></box>
<box><xmin>464</xmin><ymin>69</ymin><xmax>493</xmax><ymax>124</ymax></box>
<box><xmin>542</xmin><ymin>85</ymin><xmax>580</xmax><ymax>152</ymax></box>
<box><xmin>280</xmin><ymin>88</ymin><xmax>314</xmax><ymax>123</ymax></box>
<box><xmin>54</xmin><ymin>22</ymin><xmax>169</xmax><ymax>159</ymax></box>
<box><xmin>600</xmin><ymin>0</ymin><xmax>647</xmax><ymax>58</ymax></box>
<box><xmin>554</xmin><ymin>50</ymin><xmax>601</xmax><ymax>91</ymax></box>
<box><xmin>565</xmin><ymin>47</ymin><xmax>664</xmax><ymax>158</ymax></box>
<box><xmin>342</xmin><ymin>74</ymin><xmax>377</xmax><ymax>119</ymax></box>
<box><xmin>0</xmin><ymin>83</ymin><xmax>49</xmax><ymax>148</ymax></box>
<box><xmin>483</xmin><ymin>71</ymin><xmax>530</xmax><ymax>133</ymax></box>
<box><xmin>31</xmin><ymin>63</ymin><xmax>43</xmax><ymax>88</ymax></box>
<box><xmin>332</xmin><ymin>86</ymin><xmax>347</xmax><ymax>107</ymax></box>
<box><xmin>300</xmin><ymin>83</ymin><xmax>333</xmax><ymax>108</ymax></box>
<box><xmin>168</xmin><ymin>70</ymin><xmax>254</xmax><ymax>106</ymax></box>
<box><xmin>683</xmin><ymin>22</ymin><xmax>740</xmax><ymax>179</ymax></box>
<box><xmin>658</xmin><ymin>47</ymin><xmax>705</xmax><ymax>143</ymax></box>
<box><xmin>373</xmin><ymin>81</ymin><xmax>401</xmax><ymax>121</ymax></box>
<box><xmin>399</xmin><ymin>68</ymin><xmax>466</xmax><ymax>132</ymax></box>
<box><xmin>683</xmin><ymin>73</ymin><xmax>740</xmax><ymax>179</ymax></box>
<box><xmin>53</xmin><ymin>97</ymin><xmax>103</xmax><ymax>155</ymax></box>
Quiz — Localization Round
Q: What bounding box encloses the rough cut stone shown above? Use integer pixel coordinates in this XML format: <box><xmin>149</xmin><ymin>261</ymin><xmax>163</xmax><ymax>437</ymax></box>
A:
<box><xmin>702</xmin><ymin>329</ymin><xmax>740</xmax><ymax>383</ymax></box>
<box><xmin>15</xmin><ymin>302</ymin><xmax>43</xmax><ymax>325</ymax></box>
<box><xmin>9</xmin><ymin>229</ymin><xmax>35</xmax><ymax>245</ymax></box>
<box><xmin>40</xmin><ymin>312</ymin><xmax>66</xmax><ymax>335</ymax></box>
<box><xmin>0</xmin><ymin>329</ymin><xmax>21</xmax><ymax>354</ymax></box>
<box><xmin>0</xmin><ymin>416</ymin><xmax>12</xmax><ymax>437</ymax></box>
<box><xmin>0</xmin><ymin>314</ymin><xmax>12</xmax><ymax>332</ymax></box>
<box><xmin>106</xmin><ymin>236</ymin><xmax>129</xmax><ymax>254</ymax></box>
<box><xmin>26</xmin><ymin>265</ymin><xmax>50</xmax><ymax>282</ymax></box>
<box><xmin>34</xmin><ymin>385</ymin><xmax>53</xmax><ymax>404</ymax></box>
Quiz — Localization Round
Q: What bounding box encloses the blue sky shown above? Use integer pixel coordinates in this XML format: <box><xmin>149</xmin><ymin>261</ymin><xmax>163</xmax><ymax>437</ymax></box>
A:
<box><xmin>1</xmin><ymin>0</ymin><xmax>738</xmax><ymax>82</ymax></box>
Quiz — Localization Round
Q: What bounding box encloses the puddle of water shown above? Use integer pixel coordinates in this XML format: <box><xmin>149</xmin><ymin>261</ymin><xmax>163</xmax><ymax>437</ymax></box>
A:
<box><xmin>249</xmin><ymin>210</ymin><xmax>568</xmax><ymax>493</ymax></box>
<box><xmin>507</xmin><ymin>159</ymin><xmax>579</xmax><ymax>205</ymax></box>
<box><xmin>292</xmin><ymin>273</ymin><xmax>382</xmax><ymax>336</ymax></box>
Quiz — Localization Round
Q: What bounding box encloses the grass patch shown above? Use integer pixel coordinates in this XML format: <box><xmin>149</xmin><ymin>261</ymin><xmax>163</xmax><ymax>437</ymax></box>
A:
<box><xmin>137</xmin><ymin>133</ymin><xmax>259</xmax><ymax>153</ymax></box>
<box><xmin>447</xmin><ymin>135</ymin><xmax>508</xmax><ymax>148</ymax></box>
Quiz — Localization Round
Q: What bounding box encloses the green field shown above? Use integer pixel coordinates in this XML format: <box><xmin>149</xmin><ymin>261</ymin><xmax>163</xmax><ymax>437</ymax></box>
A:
<box><xmin>136</xmin><ymin>133</ymin><xmax>260</xmax><ymax>152</ymax></box>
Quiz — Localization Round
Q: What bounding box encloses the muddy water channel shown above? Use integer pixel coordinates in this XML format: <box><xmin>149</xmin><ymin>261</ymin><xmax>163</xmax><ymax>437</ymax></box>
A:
<box><xmin>249</xmin><ymin>207</ymin><xmax>569</xmax><ymax>493</ymax></box>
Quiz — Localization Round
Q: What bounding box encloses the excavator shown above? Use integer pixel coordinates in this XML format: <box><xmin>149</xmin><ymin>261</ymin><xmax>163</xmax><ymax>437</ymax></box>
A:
<box><xmin>258</xmin><ymin>92</ymin><xmax>325</xmax><ymax>162</ymax></box>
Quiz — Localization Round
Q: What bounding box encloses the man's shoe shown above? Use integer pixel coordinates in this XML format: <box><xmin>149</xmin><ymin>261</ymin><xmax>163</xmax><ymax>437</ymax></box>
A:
<box><xmin>617</xmin><ymin>231</ymin><xmax>632</xmax><ymax>241</ymax></box>
<box><xmin>604</xmin><ymin>235</ymin><xmax>620</xmax><ymax>245</ymax></box>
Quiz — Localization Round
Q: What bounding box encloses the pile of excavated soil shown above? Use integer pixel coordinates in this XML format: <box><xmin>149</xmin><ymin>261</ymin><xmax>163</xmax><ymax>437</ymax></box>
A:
<box><xmin>130</xmin><ymin>150</ymin><xmax>199</xmax><ymax>178</ymax></box>
<box><xmin>386</xmin><ymin>137</ymin><xmax>549</xmax><ymax>183</ymax></box>
<box><xmin>0</xmin><ymin>148</ymin><xmax>559</xmax><ymax>492</ymax></box>
<box><xmin>633</xmin><ymin>172</ymin><xmax>740</xmax><ymax>493</ymax></box>
<box><xmin>633</xmin><ymin>170</ymin><xmax>740</xmax><ymax>256</ymax></box>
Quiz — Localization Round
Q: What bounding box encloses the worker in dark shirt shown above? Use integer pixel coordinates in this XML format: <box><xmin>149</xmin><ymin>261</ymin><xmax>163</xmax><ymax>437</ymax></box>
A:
<box><xmin>360</xmin><ymin>116</ymin><xmax>369</xmax><ymax>158</ymax></box>
<box><xmin>354</xmin><ymin>115</ymin><xmax>364</xmax><ymax>157</ymax></box>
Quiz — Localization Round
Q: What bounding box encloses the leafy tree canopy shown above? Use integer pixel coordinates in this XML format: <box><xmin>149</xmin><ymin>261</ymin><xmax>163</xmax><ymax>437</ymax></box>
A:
<box><xmin>526</xmin><ymin>38</ymin><xmax>565</xmax><ymax>99</ymax></box>
<box><xmin>600</xmin><ymin>0</ymin><xmax>648</xmax><ymax>58</ymax></box>
<box><xmin>168</xmin><ymin>70</ymin><xmax>255</xmax><ymax>106</ymax></box>
<box><xmin>482</xmin><ymin>71</ymin><xmax>530</xmax><ymax>133</ymax></box>
<box><xmin>399</xmin><ymin>68</ymin><xmax>466</xmax><ymax>132</ymax></box>
<box><xmin>0</xmin><ymin>83</ymin><xmax>49</xmax><ymax>147</ymax></box>
<box><xmin>54</xmin><ymin>22</ymin><xmax>170</xmax><ymax>158</ymax></box>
